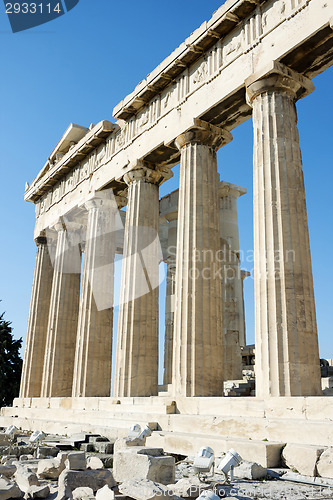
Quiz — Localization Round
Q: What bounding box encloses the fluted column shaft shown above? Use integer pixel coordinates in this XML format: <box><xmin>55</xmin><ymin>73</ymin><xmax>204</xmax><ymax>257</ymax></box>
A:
<box><xmin>114</xmin><ymin>166</ymin><xmax>169</xmax><ymax>397</ymax></box>
<box><xmin>19</xmin><ymin>237</ymin><xmax>54</xmax><ymax>398</ymax></box>
<box><xmin>246</xmin><ymin>63</ymin><xmax>322</xmax><ymax>397</ymax></box>
<box><xmin>163</xmin><ymin>217</ymin><xmax>177</xmax><ymax>386</ymax></box>
<box><xmin>41</xmin><ymin>222</ymin><xmax>81</xmax><ymax>397</ymax></box>
<box><xmin>72</xmin><ymin>193</ymin><xmax>121</xmax><ymax>397</ymax></box>
<box><xmin>172</xmin><ymin>121</ymin><xmax>232</xmax><ymax>397</ymax></box>
<box><xmin>219</xmin><ymin>184</ymin><xmax>247</xmax><ymax>380</ymax></box>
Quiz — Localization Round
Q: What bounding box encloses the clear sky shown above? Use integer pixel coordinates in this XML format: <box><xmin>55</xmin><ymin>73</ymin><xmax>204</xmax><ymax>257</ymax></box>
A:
<box><xmin>1</xmin><ymin>0</ymin><xmax>332</xmax><ymax>373</ymax></box>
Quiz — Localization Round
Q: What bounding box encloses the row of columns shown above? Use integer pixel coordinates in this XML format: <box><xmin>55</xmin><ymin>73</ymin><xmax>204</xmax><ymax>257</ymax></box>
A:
<box><xmin>161</xmin><ymin>181</ymin><xmax>247</xmax><ymax>387</ymax></box>
<box><xmin>20</xmin><ymin>62</ymin><xmax>322</xmax><ymax>400</ymax></box>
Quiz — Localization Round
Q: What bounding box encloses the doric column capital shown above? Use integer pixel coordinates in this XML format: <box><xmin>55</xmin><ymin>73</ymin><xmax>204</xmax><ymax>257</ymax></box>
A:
<box><xmin>218</xmin><ymin>181</ymin><xmax>247</xmax><ymax>200</ymax></box>
<box><xmin>245</xmin><ymin>61</ymin><xmax>314</xmax><ymax>105</ymax></box>
<box><xmin>175</xmin><ymin>118</ymin><xmax>232</xmax><ymax>151</ymax></box>
<box><xmin>166</xmin><ymin>212</ymin><xmax>178</xmax><ymax>223</ymax></box>
<box><xmin>35</xmin><ymin>234</ymin><xmax>48</xmax><ymax>246</ymax></box>
<box><xmin>85</xmin><ymin>191</ymin><xmax>120</xmax><ymax>212</ymax></box>
<box><xmin>124</xmin><ymin>163</ymin><xmax>172</xmax><ymax>187</ymax></box>
<box><xmin>115</xmin><ymin>195</ymin><xmax>127</xmax><ymax>209</ymax></box>
<box><xmin>241</xmin><ymin>270</ymin><xmax>251</xmax><ymax>281</ymax></box>
<box><xmin>53</xmin><ymin>218</ymin><xmax>84</xmax><ymax>233</ymax></box>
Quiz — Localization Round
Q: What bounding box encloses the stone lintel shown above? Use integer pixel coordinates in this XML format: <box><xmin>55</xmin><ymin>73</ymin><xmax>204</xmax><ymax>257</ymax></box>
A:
<box><xmin>175</xmin><ymin>118</ymin><xmax>233</xmax><ymax>151</ymax></box>
<box><xmin>218</xmin><ymin>181</ymin><xmax>247</xmax><ymax>199</ymax></box>
<box><xmin>245</xmin><ymin>61</ymin><xmax>315</xmax><ymax>104</ymax></box>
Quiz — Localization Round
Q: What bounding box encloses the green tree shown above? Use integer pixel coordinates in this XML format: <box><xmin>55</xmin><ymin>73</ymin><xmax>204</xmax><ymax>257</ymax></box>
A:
<box><xmin>0</xmin><ymin>311</ymin><xmax>22</xmax><ymax>407</ymax></box>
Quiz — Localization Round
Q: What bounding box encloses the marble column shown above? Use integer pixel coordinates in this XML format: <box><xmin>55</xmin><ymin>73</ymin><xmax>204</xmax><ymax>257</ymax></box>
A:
<box><xmin>172</xmin><ymin>119</ymin><xmax>232</xmax><ymax>397</ymax></box>
<box><xmin>219</xmin><ymin>182</ymin><xmax>247</xmax><ymax>381</ymax></box>
<box><xmin>163</xmin><ymin>215</ymin><xmax>177</xmax><ymax>386</ymax></box>
<box><xmin>72</xmin><ymin>192</ymin><xmax>123</xmax><ymax>398</ymax></box>
<box><xmin>19</xmin><ymin>236</ymin><xmax>54</xmax><ymax>398</ymax></box>
<box><xmin>41</xmin><ymin>220</ymin><xmax>82</xmax><ymax>398</ymax></box>
<box><xmin>114</xmin><ymin>165</ymin><xmax>171</xmax><ymax>397</ymax></box>
<box><xmin>246</xmin><ymin>62</ymin><xmax>322</xmax><ymax>397</ymax></box>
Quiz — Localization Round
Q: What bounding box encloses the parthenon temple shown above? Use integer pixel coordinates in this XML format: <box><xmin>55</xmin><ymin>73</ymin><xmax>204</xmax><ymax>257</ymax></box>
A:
<box><xmin>2</xmin><ymin>0</ymin><xmax>333</xmax><ymax>462</ymax></box>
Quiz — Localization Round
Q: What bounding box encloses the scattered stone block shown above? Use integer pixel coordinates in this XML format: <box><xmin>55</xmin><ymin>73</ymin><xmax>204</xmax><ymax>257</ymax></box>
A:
<box><xmin>70</xmin><ymin>434</ymin><xmax>92</xmax><ymax>443</ymax></box>
<box><xmin>89</xmin><ymin>436</ymin><xmax>110</xmax><ymax>444</ymax></box>
<box><xmin>25</xmin><ymin>484</ymin><xmax>50</xmax><ymax>498</ymax></box>
<box><xmin>14</xmin><ymin>465</ymin><xmax>40</xmax><ymax>492</ymax></box>
<box><xmin>282</xmin><ymin>444</ymin><xmax>325</xmax><ymax>476</ymax></box>
<box><xmin>58</xmin><ymin>468</ymin><xmax>116</xmax><ymax>494</ymax></box>
<box><xmin>37</xmin><ymin>446</ymin><xmax>59</xmax><ymax>459</ymax></box>
<box><xmin>102</xmin><ymin>456</ymin><xmax>113</xmax><ymax>469</ymax></box>
<box><xmin>317</xmin><ymin>448</ymin><xmax>333</xmax><ymax>479</ymax></box>
<box><xmin>17</xmin><ymin>446</ymin><xmax>35</xmax><ymax>458</ymax></box>
<box><xmin>1</xmin><ymin>455</ymin><xmax>17</xmax><ymax>465</ymax></box>
<box><xmin>0</xmin><ymin>464</ymin><xmax>16</xmax><ymax>478</ymax></box>
<box><xmin>86</xmin><ymin>456</ymin><xmax>104</xmax><ymax>470</ymax></box>
<box><xmin>94</xmin><ymin>442</ymin><xmax>114</xmax><ymax>454</ymax></box>
<box><xmin>80</xmin><ymin>443</ymin><xmax>95</xmax><ymax>453</ymax></box>
<box><xmin>66</xmin><ymin>452</ymin><xmax>86</xmax><ymax>471</ymax></box>
<box><xmin>0</xmin><ymin>434</ymin><xmax>11</xmax><ymax>446</ymax></box>
<box><xmin>113</xmin><ymin>437</ymin><xmax>145</xmax><ymax>455</ymax></box>
<box><xmin>87</xmin><ymin>453</ymin><xmax>113</xmax><ymax>469</ymax></box>
<box><xmin>57</xmin><ymin>452</ymin><xmax>69</xmax><ymax>464</ymax></box>
<box><xmin>114</xmin><ymin>448</ymin><xmax>175</xmax><ymax>485</ymax></box>
<box><xmin>168</xmin><ymin>477</ymin><xmax>210</xmax><ymax>498</ymax></box>
<box><xmin>0</xmin><ymin>476</ymin><xmax>22</xmax><ymax>499</ymax></box>
<box><xmin>12</xmin><ymin>460</ymin><xmax>39</xmax><ymax>474</ymax></box>
<box><xmin>20</xmin><ymin>455</ymin><xmax>34</xmax><ymax>461</ymax></box>
<box><xmin>0</xmin><ymin>448</ymin><xmax>11</xmax><ymax>458</ymax></box>
<box><xmin>37</xmin><ymin>458</ymin><xmax>65</xmax><ymax>479</ymax></box>
<box><xmin>55</xmin><ymin>485</ymin><xmax>73</xmax><ymax>500</ymax></box>
<box><xmin>233</xmin><ymin>460</ymin><xmax>267</xmax><ymax>480</ymax></box>
<box><xmin>72</xmin><ymin>486</ymin><xmax>95</xmax><ymax>499</ymax></box>
<box><xmin>119</xmin><ymin>479</ymin><xmax>172</xmax><ymax>500</ymax></box>
<box><xmin>96</xmin><ymin>485</ymin><xmax>115</xmax><ymax>499</ymax></box>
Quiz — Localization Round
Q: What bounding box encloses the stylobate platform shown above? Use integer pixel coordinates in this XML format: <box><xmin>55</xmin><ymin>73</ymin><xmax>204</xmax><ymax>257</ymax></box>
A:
<box><xmin>1</xmin><ymin>396</ymin><xmax>332</xmax><ymax>467</ymax></box>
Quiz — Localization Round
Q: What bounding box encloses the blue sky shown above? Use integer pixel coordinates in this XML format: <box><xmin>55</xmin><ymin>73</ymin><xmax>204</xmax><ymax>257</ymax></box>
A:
<box><xmin>0</xmin><ymin>0</ymin><xmax>332</xmax><ymax>371</ymax></box>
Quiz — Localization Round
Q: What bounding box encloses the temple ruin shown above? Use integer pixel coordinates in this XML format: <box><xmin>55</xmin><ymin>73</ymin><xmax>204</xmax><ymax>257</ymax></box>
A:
<box><xmin>1</xmin><ymin>0</ymin><xmax>333</xmax><ymax>465</ymax></box>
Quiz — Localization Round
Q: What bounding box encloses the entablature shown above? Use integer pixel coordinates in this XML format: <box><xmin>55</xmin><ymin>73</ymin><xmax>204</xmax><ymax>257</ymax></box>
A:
<box><xmin>26</xmin><ymin>0</ymin><xmax>333</xmax><ymax>233</ymax></box>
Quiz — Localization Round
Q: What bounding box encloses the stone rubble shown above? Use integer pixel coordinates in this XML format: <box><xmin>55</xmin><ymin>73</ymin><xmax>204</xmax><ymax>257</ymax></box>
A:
<box><xmin>24</xmin><ymin>484</ymin><xmax>50</xmax><ymax>499</ymax></box>
<box><xmin>86</xmin><ymin>457</ymin><xmax>104</xmax><ymax>471</ymax></box>
<box><xmin>282</xmin><ymin>443</ymin><xmax>326</xmax><ymax>477</ymax></box>
<box><xmin>316</xmin><ymin>447</ymin><xmax>333</xmax><ymax>479</ymax></box>
<box><xmin>118</xmin><ymin>478</ymin><xmax>172</xmax><ymax>500</ymax></box>
<box><xmin>232</xmin><ymin>459</ymin><xmax>267</xmax><ymax>480</ymax></box>
<box><xmin>0</xmin><ymin>430</ymin><xmax>333</xmax><ymax>499</ymax></box>
<box><xmin>113</xmin><ymin>447</ymin><xmax>175</xmax><ymax>485</ymax></box>
<box><xmin>0</xmin><ymin>464</ymin><xmax>16</xmax><ymax>478</ymax></box>
<box><xmin>37</xmin><ymin>457</ymin><xmax>66</xmax><ymax>479</ymax></box>
<box><xmin>65</xmin><ymin>453</ymin><xmax>87</xmax><ymax>472</ymax></box>
<box><xmin>72</xmin><ymin>486</ymin><xmax>95</xmax><ymax>499</ymax></box>
<box><xmin>95</xmin><ymin>485</ymin><xmax>114</xmax><ymax>499</ymax></box>
<box><xmin>14</xmin><ymin>465</ymin><xmax>40</xmax><ymax>492</ymax></box>
<box><xmin>0</xmin><ymin>475</ymin><xmax>23</xmax><ymax>499</ymax></box>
